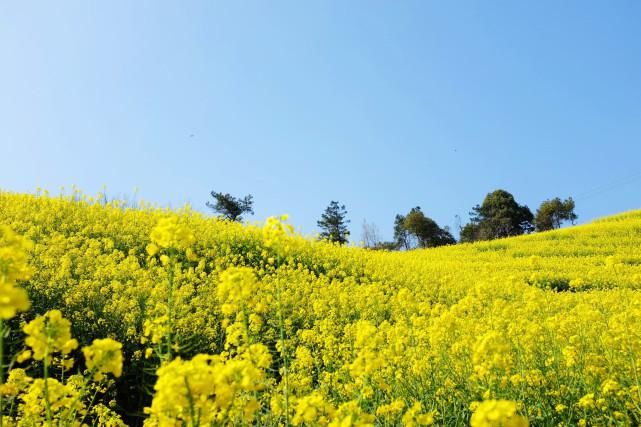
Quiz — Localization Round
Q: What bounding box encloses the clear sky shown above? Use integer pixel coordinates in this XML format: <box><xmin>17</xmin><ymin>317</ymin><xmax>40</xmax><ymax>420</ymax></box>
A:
<box><xmin>2</xmin><ymin>1</ymin><xmax>640</xmax><ymax>242</ymax></box>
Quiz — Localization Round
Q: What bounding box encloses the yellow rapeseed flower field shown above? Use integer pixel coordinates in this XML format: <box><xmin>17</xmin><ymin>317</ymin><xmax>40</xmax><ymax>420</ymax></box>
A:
<box><xmin>1</xmin><ymin>189</ymin><xmax>641</xmax><ymax>426</ymax></box>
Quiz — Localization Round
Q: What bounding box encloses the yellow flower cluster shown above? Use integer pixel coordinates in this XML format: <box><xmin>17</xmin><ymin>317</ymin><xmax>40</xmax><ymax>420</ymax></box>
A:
<box><xmin>0</xmin><ymin>225</ymin><xmax>33</xmax><ymax>284</ymax></box>
<box><xmin>4</xmin><ymin>306</ymin><xmax>125</xmax><ymax>425</ymax></box>
<box><xmin>3</xmin><ymin>190</ymin><xmax>641</xmax><ymax>425</ymax></box>
<box><xmin>470</xmin><ymin>400</ymin><xmax>528</xmax><ymax>427</ymax></box>
<box><xmin>23</xmin><ymin>309</ymin><xmax>79</xmax><ymax>361</ymax></box>
<box><xmin>19</xmin><ymin>377</ymin><xmax>84</xmax><ymax>421</ymax></box>
<box><xmin>0</xmin><ymin>218</ymin><xmax>124</xmax><ymax>425</ymax></box>
<box><xmin>148</xmin><ymin>217</ymin><xmax>195</xmax><ymax>251</ymax></box>
<box><xmin>0</xmin><ymin>225</ymin><xmax>31</xmax><ymax>319</ymax></box>
<box><xmin>145</xmin><ymin>344</ymin><xmax>272</xmax><ymax>426</ymax></box>
<box><xmin>217</xmin><ymin>266</ymin><xmax>266</xmax><ymax>317</ymax></box>
<box><xmin>83</xmin><ymin>338</ymin><xmax>124</xmax><ymax>380</ymax></box>
<box><xmin>292</xmin><ymin>392</ymin><xmax>336</xmax><ymax>425</ymax></box>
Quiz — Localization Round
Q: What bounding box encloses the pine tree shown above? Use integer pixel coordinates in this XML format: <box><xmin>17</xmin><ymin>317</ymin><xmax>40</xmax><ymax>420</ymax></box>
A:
<box><xmin>317</xmin><ymin>201</ymin><xmax>350</xmax><ymax>244</ymax></box>
<box><xmin>206</xmin><ymin>191</ymin><xmax>254</xmax><ymax>221</ymax></box>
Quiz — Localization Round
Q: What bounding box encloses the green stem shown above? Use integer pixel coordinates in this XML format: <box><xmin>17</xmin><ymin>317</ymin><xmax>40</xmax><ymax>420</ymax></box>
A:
<box><xmin>241</xmin><ymin>306</ymin><xmax>251</xmax><ymax>346</ymax></box>
<box><xmin>0</xmin><ymin>319</ymin><xmax>4</xmax><ymax>427</ymax></box>
<box><xmin>185</xmin><ymin>376</ymin><xmax>198</xmax><ymax>427</ymax></box>
<box><xmin>166</xmin><ymin>252</ymin><xmax>176</xmax><ymax>361</ymax></box>
<box><xmin>76</xmin><ymin>385</ymin><xmax>100</xmax><ymax>427</ymax></box>
<box><xmin>63</xmin><ymin>369</ymin><xmax>94</xmax><ymax>424</ymax></box>
<box><xmin>43</xmin><ymin>348</ymin><xmax>53</xmax><ymax>426</ymax></box>
<box><xmin>276</xmin><ymin>283</ymin><xmax>289</xmax><ymax>427</ymax></box>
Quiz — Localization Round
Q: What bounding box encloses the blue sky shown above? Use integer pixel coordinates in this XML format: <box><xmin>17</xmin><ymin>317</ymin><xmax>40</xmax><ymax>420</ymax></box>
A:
<box><xmin>1</xmin><ymin>1</ymin><xmax>640</xmax><ymax>242</ymax></box>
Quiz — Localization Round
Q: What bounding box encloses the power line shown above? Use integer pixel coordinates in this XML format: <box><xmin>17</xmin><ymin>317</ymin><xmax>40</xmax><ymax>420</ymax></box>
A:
<box><xmin>574</xmin><ymin>170</ymin><xmax>641</xmax><ymax>201</ymax></box>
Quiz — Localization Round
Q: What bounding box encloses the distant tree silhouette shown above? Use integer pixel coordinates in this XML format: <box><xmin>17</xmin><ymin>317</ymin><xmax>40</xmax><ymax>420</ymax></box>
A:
<box><xmin>371</xmin><ymin>241</ymin><xmax>400</xmax><ymax>251</ymax></box>
<box><xmin>459</xmin><ymin>222</ymin><xmax>481</xmax><ymax>243</ymax></box>
<box><xmin>535</xmin><ymin>197</ymin><xmax>577</xmax><ymax>231</ymax></box>
<box><xmin>393</xmin><ymin>214</ymin><xmax>411</xmax><ymax>250</ymax></box>
<box><xmin>317</xmin><ymin>201</ymin><xmax>350</xmax><ymax>244</ymax></box>
<box><xmin>461</xmin><ymin>189</ymin><xmax>533</xmax><ymax>242</ymax></box>
<box><xmin>401</xmin><ymin>207</ymin><xmax>455</xmax><ymax>248</ymax></box>
<box><xmin>207</xmin><ymin>191</ymin><xmax>254</xmax><ymax>221</ymax></box>
<box><xmin>389</xmin><ymin>208</ymin><xmax>455</xmax><ymax>249</ymax></box>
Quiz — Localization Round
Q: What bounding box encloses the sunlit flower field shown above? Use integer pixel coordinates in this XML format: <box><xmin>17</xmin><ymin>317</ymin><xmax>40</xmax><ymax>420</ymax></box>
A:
<box><xmin>1</xmin><ymin>189</ymin><xmax>641</xmax><ymax>426</ymax></box>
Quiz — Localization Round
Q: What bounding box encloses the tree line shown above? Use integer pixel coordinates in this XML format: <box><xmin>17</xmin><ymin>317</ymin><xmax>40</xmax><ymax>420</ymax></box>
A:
<box><xmin>206</xmin><ymin>189</ymin><xmax>577</xmax><ymax>249</ymax></box>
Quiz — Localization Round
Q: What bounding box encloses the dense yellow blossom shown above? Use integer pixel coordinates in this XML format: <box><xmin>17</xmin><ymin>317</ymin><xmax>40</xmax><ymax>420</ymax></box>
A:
<box><xmin>18</xmin><ymin>377</ymin><xmax>85</xmax><ymax>422</ymax></box>
<box><xmin>0</xmin><ymin>221</ymin><xmax>125</xmax><ymax>426</ymax></box>
<box><xmin>376</xmin><ymin>399</ymin><xmax>405</xmax><ymax>417</ymax></box>
<box><xmin>149</xmin><ymin>217</ymin><xmax>195</xmax><ymax>250</ymax></box>
<box><xmin>0</xmin><ymin>225</ymin><xmax>32</xmax><ymax>319</ymax></box>
<box><xmin>82</xmin><ymin>338</ymin><xmax>123</xmax><ymax>380</ymax></box>
<box><xmin>144</xmin><ymin>345</ymin><xmax>272</xmax><ymax>426</ymax></box>
<box><xmin>216</xmin><ymin>266</ymin><xmax>263</xmax><ymax>316</ymax></box>
<box><xmin>470</xmin><ymin>400</ymin><xmax>528</xmax><ymax>427</ymax></box>
<box><xmin>0</xmin><ymin>283</ymin><xmax>30</xmax><ymax>320</ymax></box>
<box><xmin>1</xmin><ymin>369</ymin><xmax>32</xmax><ymax>397</ymax></box>
<box><xmin>23</xmin><ymin>309</ymin><xmax>79</xmax><ymax>361</ymax></box>
<box><xmin>3</xmin><ymin>190</ymin><xmax>641</xmax><ymax>425</ymax></box>
<box><xmin>292</xmin><ymin>392</ymin><xmax>336</xmax><ymax>425</ymax></box>
<box><xmin>402</xmin><ymin>401</ymin><xmax>437</xmax><ymax>426</ymax></box>
<box><xmin>0</xmin><ymin>225</ymin><xmax>33</xmax><ymax>285</ymax></box>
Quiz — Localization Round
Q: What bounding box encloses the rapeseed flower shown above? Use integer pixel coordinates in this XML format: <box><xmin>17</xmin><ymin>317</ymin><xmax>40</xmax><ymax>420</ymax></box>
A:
<box><xmin>149</xmin><ymin>217</ymin><xmax>194</xmax><ymax>249</ymax></box>
<box><xmin>23</xmin><ymin>309</ymin><xmax>78</xmax><ymax>361</ymax></box>
<box><xmin>0</xmin><ymin>282</ymin><xmax>30</xmax><ymax>320</ymax></box>
<box><xmin>3</xmin><ymin>191</ymin><xmax>641</xmax><ymax>425</ymax></box>
<box><xmin>470</xmin><ymin>400</ymin><xmax>528</xmax><ymax>427</ymax></box>
<box><xmin>83</xmin><ymin>338</ymin><xmax>123</xmax><ymax>381</ymax></box>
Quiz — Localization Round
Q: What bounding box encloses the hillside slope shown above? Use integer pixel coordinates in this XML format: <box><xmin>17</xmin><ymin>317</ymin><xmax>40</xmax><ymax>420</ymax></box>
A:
<box><xmin>1</xmin><ymin>190</ymin><xmax>640</xmax><ymax>426</ymax></box>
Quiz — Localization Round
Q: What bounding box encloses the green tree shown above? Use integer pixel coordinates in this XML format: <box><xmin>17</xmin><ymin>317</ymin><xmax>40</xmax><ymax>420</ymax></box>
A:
<box><xmin>206</xmin><ymin>191</ymin><xmax>254</xmax><ymax>221</ymax></box>
<box><xmin>317</xmin><ymin>201</ymin><xmax>350</xmax><ymax>244</ymax></box>
<box><xmin>463</xmin><ymin>189</ymin><xmax>534</xmax><ymax>242</ymax></box>
<box><xmin>459</xmin><ymin>222</ymin><xmax>480</xmax><ymax>243</ymax></box>
<box><xmin>370</xmin><ymin>241</ymin><xmax>400</xmax><ymax>251</ymax></box>
<box><xmin>403</xmin><ymin>207</ymin><xmax>456</xmax><ymax>248</ymax></box>
<box><xmin>393</xmin><ymin>214</ymin><xmax>411</xmax><ymax>250</ymax></box>
<box><xmin>535</xmin><ymin>197</ymin><xmax>577</xmax><ymax>231</ymax></box>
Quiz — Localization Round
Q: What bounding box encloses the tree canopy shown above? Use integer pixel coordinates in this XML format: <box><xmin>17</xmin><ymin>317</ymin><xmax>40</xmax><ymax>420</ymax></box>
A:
<box><xmin>393</xmin><ymin>214</ymin><xmax>411</xmax><ymax>250</ymax></box>
<box><xmin>206</xmin><ymin>191</ymin><xmax>254</xmax><ymax>221</ymax></box>
<box><xmin>461</xmin><ymin>189</ymin><xmax>534</xmax><ymax>242</ymax></box>
<box><xmin>317</xmin><ymin>201</ymin><xmax>350</xmax><ymax>244</ymax></box>
<box><xmin>393</xmin><ymin>207</ymin><xmax>455</xmax><ymax>249</ymax></box>
<box><xmin>535</xmin><ymin>197</ymin><xmax>577</xmax><ymax>231</ymax></box>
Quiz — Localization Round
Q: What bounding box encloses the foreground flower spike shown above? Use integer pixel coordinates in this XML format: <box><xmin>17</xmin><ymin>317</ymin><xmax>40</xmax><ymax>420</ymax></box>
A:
<box><xmin>149</xmin><ymin>217</ymin><xmax>195</xmax><ymax>250</ymax></box>
<box><xmin>470</xmin><ymin>400</ymin><xmax>529</xmax><ymax>427</ymax></box>
<box><xmin>23</xmin><ymin>310</ymin><xmax>78</xmax><ymax>361</ymax></box>
<box><xmin>0</xmin><ymin>282</ymin><xmax>30</xmax><ymax>320</ymax></box>
<box><xmin>144</xmin><ymin>345</ymin><xmax>272</xmax><ymax>426</ymax></box>
<box><xmin>216</xmin><ymin>266</ymin><xmax>262</xmax><ymax>316</ymax></box>
<box><xmin>0</xmin><ymin>225</ymin><xmax>33</xmax><ymax>286</ymax></box>
<box><xmin>83</xmin><ymin>338</ymin><xmax>124</xmax><ymax>381</ymax></box>
<box><xmin>0</xmin><ymin>225</ymin><xmax>32</xmax><ymax>319</ymax></box>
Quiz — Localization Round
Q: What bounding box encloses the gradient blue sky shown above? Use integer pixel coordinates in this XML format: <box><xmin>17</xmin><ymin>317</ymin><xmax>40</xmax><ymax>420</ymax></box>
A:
<box><xmin>2</xmin><ymin>1</ymin><xmax>640</xmax><ymax>241</ymax></box>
